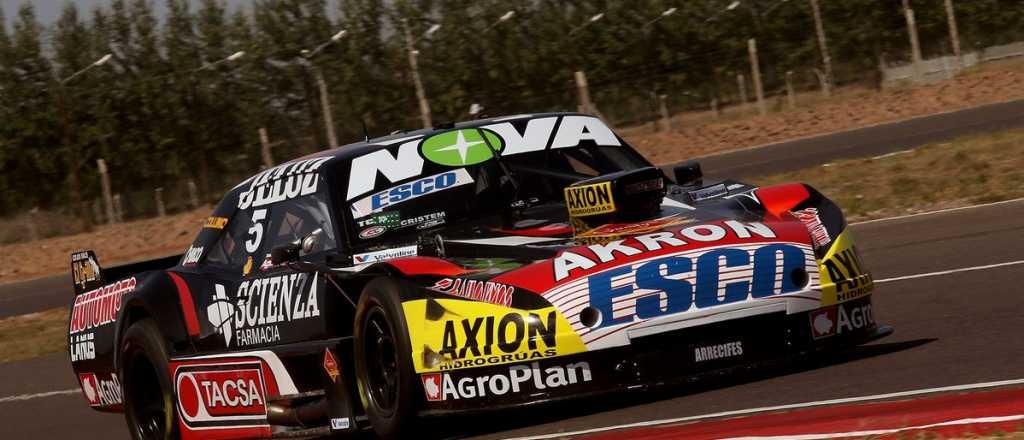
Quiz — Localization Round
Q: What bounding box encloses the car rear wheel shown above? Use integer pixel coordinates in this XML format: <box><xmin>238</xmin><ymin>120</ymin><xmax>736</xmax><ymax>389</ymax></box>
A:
<box><xmin>354</xmin><ymin>278</ymin><xmax>418</xmax><ymax>439</ymax></box>
<box><xmin>120</xmin><ymin>318</ymin><xmax>177</xmax><ymax>440</ymax></box>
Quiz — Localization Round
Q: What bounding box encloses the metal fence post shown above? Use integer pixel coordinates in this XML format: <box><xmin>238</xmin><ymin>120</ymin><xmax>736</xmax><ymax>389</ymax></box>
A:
<box><xmin>155</xmin><ymin>188</ymin><xmax>166</xmax><ymax>217</ymax></box>
<box><xmin>187</xmin><ymin>180</ymin><xmax>200</xmax><ymax>210</ymax></box>
<box><xmin>97</xmin><ymin>159</ymin><xmax>115</xmax><ymax>225</ymax></box>
<box><xmin>785</xmin><ymin>70</ymin><xmax>796</xmax><ymax>109</ymax></box>
<box><xmin>748</xmin><ymin>38</ymin><xmax>767</xmax><ymax>116</ymax></box>
<box><xmin>112</xmin><ymin>194</ymin><xmax>124</xmax><ymax>223</ymax></box>
<box><xmin>657</xmin><ymin>94</ymin><xmax>671</xmax><ymax>132</ymax></box>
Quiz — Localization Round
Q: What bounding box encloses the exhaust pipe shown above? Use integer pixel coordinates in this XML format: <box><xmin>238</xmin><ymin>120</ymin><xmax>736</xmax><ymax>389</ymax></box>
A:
<box><xmin>267</xmin><ymin>398</ymin><xmax>327</xmax><ymax>427</ymax></box>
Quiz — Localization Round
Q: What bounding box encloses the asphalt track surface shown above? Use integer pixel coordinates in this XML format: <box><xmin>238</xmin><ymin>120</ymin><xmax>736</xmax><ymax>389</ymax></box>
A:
<box><xmin>2</xmin><ymin>100</ymin><xmax>1024</xmax><ymax>439</ymax></box>
<box><xmin>5</xmin><ymin>98</ymin><xmax>1024</xmax><ymax>321</ymax></box>
<box><xmin>3</xmin><ymin>198</ymin><xmax>1023</xmax><ymax>439</ymax></box>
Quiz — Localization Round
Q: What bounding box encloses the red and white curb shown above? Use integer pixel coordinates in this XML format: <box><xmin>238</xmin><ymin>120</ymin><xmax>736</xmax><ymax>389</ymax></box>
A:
<box><xmin>513</xmin><ymin>378</ymin><xmax>1024</xmax><ymax>440</ymax></box>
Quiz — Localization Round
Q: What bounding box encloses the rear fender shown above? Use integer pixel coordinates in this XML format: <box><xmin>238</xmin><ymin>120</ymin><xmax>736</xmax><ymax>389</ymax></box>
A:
<box><xmin>755</xmin><ymin>183</ymin><xmax>873</xmax><ymax>306</ymax></box>
<box><xmin>756</xmin><ymin>183</ymin><xmax>846</xmax><ymax>254</ymax></box>
<box><xmin>112</xmin><ymin>271</ymin><xmax>194</xmax><ymax>370</ymax></box>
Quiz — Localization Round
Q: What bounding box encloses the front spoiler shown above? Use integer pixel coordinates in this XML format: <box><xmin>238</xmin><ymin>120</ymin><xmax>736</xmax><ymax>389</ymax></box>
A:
<box><xmin>418</xmin><ymin>295</ymin><xmax>888</xmax><ymax>415</ymax></box>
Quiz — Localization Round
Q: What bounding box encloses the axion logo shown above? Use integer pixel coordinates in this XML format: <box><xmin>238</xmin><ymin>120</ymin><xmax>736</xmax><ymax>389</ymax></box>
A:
<box><xmin>564</xmin><ymin>181</ymin><xmax>616</xmax><ymax>217</ymax></box>
<box><xmin>175</xmin><ymin>364</ymin><xmax>268</xmax><ymax>428</ymax></box>
<box><xmin>438</xmin><ymin>311</ymin><xmax>557</xmax><ymax>366</ymax></box>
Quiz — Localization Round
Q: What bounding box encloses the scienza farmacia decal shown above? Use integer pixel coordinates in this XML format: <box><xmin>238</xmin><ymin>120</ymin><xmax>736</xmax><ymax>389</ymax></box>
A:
<box><xmin>345</xmin><ymin>115</ymin><xmax>622</xmax><ymax>201</ymax></box>
<box><xmin>206</xmin><ymin>273</ymin><xmax>321</xmax><ymax>347</ymax></box>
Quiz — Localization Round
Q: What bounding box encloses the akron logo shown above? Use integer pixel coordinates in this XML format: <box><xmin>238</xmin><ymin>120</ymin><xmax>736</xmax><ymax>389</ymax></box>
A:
<box><xmin>175</xmin><ymin>363</ymin><xmax>268</xmax><ymax>429</ymax></box>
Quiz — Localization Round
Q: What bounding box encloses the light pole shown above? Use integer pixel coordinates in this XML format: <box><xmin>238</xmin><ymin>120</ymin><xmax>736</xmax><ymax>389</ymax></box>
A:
<box><xmin>902</xmin><ymin>0</ymin><xmax>924</xmax><ymax>82</ymax></box>
<box><xmin>943</xmin><ymin>0</ymin><xmax>962</xmax><ymax>68</ymax></box>
<box><xmin>482</xmin><ymin>10</ymin><xmax>516</xmax><ymax>33</ymax></box>
<box><xmin>808</xmin><ymin>0</ymin><xmax>834</xmax><ymax>96</ymax></box>
<box><xmin>569</xmin><ymin>12</ymin><xmax>605</xmax><ymax>37</ymax></box>
<box><xmin>643</xmin><ymin>7</ymin><xmax>678</xmax><ymax>28</ymax></box>
<box><xmin>198</xmin><ymin>51</ymin><xmax>245</xmax><ymax>71</ymax></box>
<box><xmin>403</xmin><ymin>19</ymin><xmax>441</xmax><ymax>129</ymax></box>
<box><xmin>302</xmin><ymin>29</ymin><xmax>349</xmax><ymax>149</ymax></box>
<box><xmin>188</xmin><ymin>51</ymin><xmax>246</xmax><ymax>199</ymax></box>
<box><xmin>61</xmin><ymin>53</ymin><xmax>112</xmax><ymax>85</ymax></box>
<box><xmin>302</xmin><ymin>29</ymin><xmax>348</xmax><ymax>59</ymax></box>
<box><xmin>705</xmin><ymin>1</ymin><xmax>742</xmax><ymax>22</ymax></box>
<box><xmin>58</xmin><ymin>53</ymin><xmax>113</xmax><ymax>228</ymax></box>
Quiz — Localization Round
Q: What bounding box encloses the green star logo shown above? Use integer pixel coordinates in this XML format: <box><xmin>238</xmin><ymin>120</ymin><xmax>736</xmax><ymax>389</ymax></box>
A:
<box><xmin>420</xmin><ymin>129</ymin><xmax>504</xmax><ymax>166</ymax></box>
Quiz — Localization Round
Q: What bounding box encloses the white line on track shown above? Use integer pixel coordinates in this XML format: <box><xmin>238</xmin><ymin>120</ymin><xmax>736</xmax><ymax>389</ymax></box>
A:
<box><xmin>870</xmin><ymin>148</ymin><xmax>915</xmax><ymax>160</ymax></box>
<box><xmin>723</xmin><ymin>415</ymin><xmax>1024</xmax><ymax>440</ymax></box>
<box><xmin>850</xmin><ymin>196</ymin><xmax>1024</xmax><ymax>225</ymax></box>
<box><xmin>509</xmin><ymin>378</ymin><xmax>1024</xmax><ymax>440</ymax></box>
<box><xmin>0</xmin><ymin>388</ymin><xmax>78</xmax><ymax>404</ymax></box>
<box><xmin>875</xmin><ymin>260</ymin><xmax>1024</xmax><ymax>284</ymax></box>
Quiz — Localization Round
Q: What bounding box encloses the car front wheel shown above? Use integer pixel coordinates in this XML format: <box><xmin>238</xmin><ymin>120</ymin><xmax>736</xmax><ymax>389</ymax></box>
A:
<box><xmin>354</xmin><ymin>278</ymin><xmax>419</xmax><ymax>439</ymax></box>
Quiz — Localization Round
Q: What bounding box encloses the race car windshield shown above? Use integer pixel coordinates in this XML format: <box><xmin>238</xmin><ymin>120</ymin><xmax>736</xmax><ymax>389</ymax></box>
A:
<box><xmin>500</xmin><ymin>145</ymin><xmax>650</xmax><ymax>201</ymax></box>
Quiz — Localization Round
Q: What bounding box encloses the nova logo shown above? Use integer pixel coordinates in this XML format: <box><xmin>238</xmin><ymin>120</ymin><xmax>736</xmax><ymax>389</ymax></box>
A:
<box><xmin>346</xmin><ymin>115</ymin><xmax>622</xmax><ymax>201</ymax></box>
<box><xmin>587</xmin><ymin>244</ymin><xmax>806</xmax><ymax>329</ymax></box>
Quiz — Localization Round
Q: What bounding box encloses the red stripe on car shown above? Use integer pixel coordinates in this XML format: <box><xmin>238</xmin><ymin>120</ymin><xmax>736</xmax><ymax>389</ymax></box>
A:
<box><xmin>386</xmin><ymin>256</ymin><xmax>474</xmax><ymax>277</ymax></box>
<box><xmin>167</xmin><ymin>272</ymin><xmax>201</xmax><ymax>337</ymax></box>
<box><xmin>756</xmin><ymin>183</ymin><xmax>810</xmax><ymax>218</ymax></box>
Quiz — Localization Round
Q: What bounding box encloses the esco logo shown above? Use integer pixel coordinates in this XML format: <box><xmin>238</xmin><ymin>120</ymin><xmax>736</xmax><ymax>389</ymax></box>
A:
<box><xmin>175</xmin><ymin>364</ymin><xmax>267</xmax><ymax>426</ymax></box>
<box><xmin>587</xmin><ymin>244</ymin><xmax>807</xmax><ymax>329</ymax></box>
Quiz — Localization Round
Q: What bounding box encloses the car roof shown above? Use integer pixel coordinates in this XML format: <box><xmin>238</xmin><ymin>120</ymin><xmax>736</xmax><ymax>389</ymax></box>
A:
<box><xmin>286</xmin><ymin>111</ymin><xmax>591</xmax><ymax>166</ymax></box>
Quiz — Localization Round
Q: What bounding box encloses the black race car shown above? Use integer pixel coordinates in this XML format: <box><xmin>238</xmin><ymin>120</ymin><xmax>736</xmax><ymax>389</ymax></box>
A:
<box><xmin>67</xmin><ymin>113</ymin><xmax>890</xmax><ymax>440</ymax></box>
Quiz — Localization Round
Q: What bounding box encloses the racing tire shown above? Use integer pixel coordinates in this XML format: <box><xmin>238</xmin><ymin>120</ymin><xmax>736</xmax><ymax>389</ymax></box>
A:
<box><xmin>354</xmin><ymin>278</ymin><xmax>419</xmax><ymax>439</ymax></box>
<box><xmin>120</xmin><ymin>318</ymin><xmax>177</xmax><ymax>440</ymax></box>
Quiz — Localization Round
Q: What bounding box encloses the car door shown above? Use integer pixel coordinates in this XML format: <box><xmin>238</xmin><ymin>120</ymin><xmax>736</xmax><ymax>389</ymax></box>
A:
<box><xmin>199</xmin><ymin>193</ymin><xmax>337</xmax><ymax>351</ymax></box>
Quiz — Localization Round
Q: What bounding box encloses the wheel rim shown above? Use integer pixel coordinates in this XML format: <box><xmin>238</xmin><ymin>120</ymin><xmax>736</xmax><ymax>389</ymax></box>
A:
<box><xmin>362</xmin><ymin>305</ymin><xmax>400</xmax><ymax>416</ymax></box>
<box><xmin>127</xmin><ymin>351</ymin><xmax>167</xmax><ymax>440</ymax></box>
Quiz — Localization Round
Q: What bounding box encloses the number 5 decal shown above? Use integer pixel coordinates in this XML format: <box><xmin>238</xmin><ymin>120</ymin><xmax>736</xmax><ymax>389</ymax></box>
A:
<box><xmin>245</xmin><ymin>209</ymin><xmax>268</xmax><ymax>253</ymax></box>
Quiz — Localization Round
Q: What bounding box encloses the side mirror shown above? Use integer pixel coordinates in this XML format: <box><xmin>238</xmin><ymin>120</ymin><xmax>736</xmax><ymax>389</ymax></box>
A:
<box><xmin>673</xmin><ymin>161</ymin><xmax>703</xmax><ymax>187</ymax></box>
<box><xmin>270</xmin><ymin>242</ymin><xmax>300</xmax><ymax>265</ymax></box>
<box><xmin>301</xmin><ymin>228</ymin><xmax>324</xmax><ymax>255</ymax></box>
